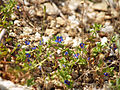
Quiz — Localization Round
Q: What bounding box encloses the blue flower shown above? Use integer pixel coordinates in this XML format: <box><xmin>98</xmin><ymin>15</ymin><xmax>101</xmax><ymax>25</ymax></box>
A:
<box><xmin>25</xmin><ymin>41</ymin><xmax>30</xmax><ymax>45</ymax></box>
<box><xmin>62</xmin><ymin>64</ymin><xmax>66</xmax><ymax>67</ymax></box>
<box><xmin>32</xmin><ymin>46</ymin><xmax>36</xmax><ymax>50</ymax></box>
<box><xmin>17</xmin><ymin>44</ymin><xmax>20</xmax><ymax>47</ymax></box>
<box><xmin>27</xmin><ymin>59</ymin><xmax>30</xmax><ymax>62</ymax></box>
<box><xmin>75</xmin><ymin>62</ymin><xmax>77</xmax><ymax>64</ymax></box>
<box><xmin>80</xmin><ymin>43</ymin><xmax>85</xmax><ymax>48</ymax></box>
<box><xmin>104</xmin><ymin>72</ymin><xmax>108</xmax><ymax>76</ymax></box>
<box><xmin>55</xmin><ymin>36</ymin><xmax>63</xmax><ymax>43</ymax></box>
<box><xmin>108</xmin><ymin>60</ymin><xmax>111</xmax><ymax>62</ymax></box>
<box><xmin>65</xmin><ymin>51</ymin><xmax>68</xmax><ymax>55</ymax></box>
<box><xmin>39</xmin><ymin>41</ymin><xmax>42</xmax><ymax>45</ymax></box>
<box><xmin>29</xmin><ymin>63</ymin><xmax>32</xmax><ymax>66</ymax></box>
<box><xmin>87</xmin><ymin>57</ymin><xmax>90</xmax><ymax>60</ymax></box>
<box><xmin>113</xmin><ymin>44</ymin><xmax>117</xmax><ymax>50</ymax></box>
<box><xmin>74</xmin><ymin>53</ymin><xmax>79</xmax><ymax>59</ymax></box>
<box><xmin>38</xmin><ymin>65</ymin><xmax>41</xmax><ymax>70</ymax></box>
<box><xmin>64</xmin><ymin>80</ymin><xmax>70</xmax><ymax>85</ymax></box>
<box><xmin>17</xmin><ymin>5</ymin><xmax>20</xmax><ymax>9</ymax></box>
<box><xmin>39</xmin><ymin>39</ymin><xmax>44</xmax><ymax>45</ymax></box>
<box><xmin>49</xmin><ymin>55</ymin><xmax>52</xmax><ymax>57</ymax></box>
<box><xmin>26</xmin><ymin>53</ymin><xmax>31</xmax><ymax>58</ymax></box>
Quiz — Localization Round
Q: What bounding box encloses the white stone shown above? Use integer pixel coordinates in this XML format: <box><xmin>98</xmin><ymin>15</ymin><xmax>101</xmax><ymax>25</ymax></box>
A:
<box><xmin>36</xmin><ymin>10</ymin><xmax>43</xmax><ymax>17</ymax></box>
<box><xmin>92</xmin><ymin>2</ymin><xmax>107</xmax><ymax>11</ymax></box>
<box><xmin>66</xmin><ymin>26</ymin><xmax>71</xmax><ymax>31</ymax></box>
<box><xmin>119</xmin><ymin>1</ymin><xmax>120</xmax><ymax>6</ymax></box>
<box><xmin>56</xmin><ymin>17</ymin><xmax>65</xmax><ymax>25</ymax></box>
<box><xmin>42</xmin><ymin>36</ymin><xmax>49</xmax><ymax>44</ymax></box>
<box><xmin>11</xmin><ymin>60</ymin><xmax>15</xmax><ymax>62</ymax></box>
<box><xmin>34</xmin><ymin>32</ymin><xmax>41</xmax><ymax>41</ymax></box>
<box><xmin>110</xmin><ymin>49</ymin><xmax>115</xmax><ymax>56</ymax></box>
<box><xmin>112</xmin><ymin>9</ymin><xmax>119</xmax><ymax>17</ymax></box>
<box><xmin>17</xmin><ymin>0</ymin><xmax>23</xmax><ymax>4</ymax></box>
<box><xmin>52</xmin><ymin>80</ymin><xmax>62</xmax><ymax>87</ymax></box>
<box><xmin>14</xmin><ymin>20</ymin><xmax>21</xmax><ymax>26</ymax></box>
<box><xmin>61</xmin><ymin>2</ymin><xmax>65</xmax><ymax>6</ymax></box>
<box><xmin>64</xmin><ymin>36</ymin><xmax>73</xmax><ymax>45</ymax></box>
<box><xmin>87</xmin><ymin>12</ymin><xmax>96</xmax><ymax>19</ymax></box>
<box><xmin>41</xmin><ymin>3</ymin><xmax>59</xmax><ymax>15</ymax></box>
<box><xmin>21</xmin><ymin>45</ymin><xmax>27</xmax><ymax>49</ymax></box>
<box><xmin>45</xmin><ymin>29</ymin><xmax>56</xmax><ymax>36</ymax></box>
<box><xmin>11</xmin><ymin>13</ymin><xmax>17</xmax><ymax>20</ymax></box>
<box><xmin>68</xmin><ymin>15</ymin><xmax>76</xmax><ymax>22</ymax></box>
<box><xmin>29</xmin><ymin>9</ymin><xmax>36</xmax><ymax>17</ymax></box>
<box><xmin>68</xmin><ymin>15</ymin><xmax>79</xmax><ymax>26</ymax></box>
<box><xmin>10</xmin><ymin>87</ymin><xmax>30</xmax><ymax>90</ymax></box>
<box><xmin>0</xmin><ymin>77</ymin><xmax>2</xmax><ymax>81</ymax></box>
<box><xmin>24</xmin><ymin>0</ymin><xmax>30</xmax><ymax>6</ymax></box>
<box><xmin>50</xmin><ymin>20</ymin><xmax>56</xmax><ymax>27</ymax></box>
<box><xmin>23</xmin><ymin>27</ymin><xmax>33</xmax><ymax>34</ymax></box>
<box><xmin>61</xmin><ymin>33</ymin><xmax>69</xmax><ymax>39</ymax></box>
<box><xmin>0</xmin><ymin>81</ymin><xmax>15</xmax><ymax>88</ymax></box>
<box><xmin>104</xmin><ymin>21</ymin><xmax>111</xmax><ymax>26</ymax></box>
<box><xmin>9</xmin><ymin>32</ymin><xmax>16</xmax><ymax>37</ymax></box>
<box><xmin>96</xmin><ymin>12</ymin><xmax>105</xmax><ymax>22</ymax></box>
<box><xmin>68</xmin><ymin>0</ymin><xmax>81</xmax><ymax>11</ymax></box>
<box><xmin>101</xmin><ymin>26</ymin><xmax>114</xmax><ymax>33</ymax></box>
<box><xmin>57</xmin><ymin>49</ymin><xmax>61</xmax><ymax>54</ymax></box>
<box><xmin>72</xmin><ymin>37</ymin><xmax>82</xmax><ymax>47</ymax></box>
<box><xmin>101</xmin><ymin>37</ymin><xmax>108</xmax><ymax>45</ymax></box>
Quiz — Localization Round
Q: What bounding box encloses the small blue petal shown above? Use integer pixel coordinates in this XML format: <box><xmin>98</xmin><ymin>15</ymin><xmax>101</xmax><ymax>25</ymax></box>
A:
<box><xmin>62</xmin><ymin>64</ymin><xmax>66</xmax><ymax>67</ymax></box>
<box><xmin>38</xmin><ymin>65</ymin><xmax>41</xmax><ymax>70</ymax></box>
<box><xmin>60</xmin><ymin>36</ymin><xmax>63</xmax><ymax>39</ymax></box>
<box><xmin>49</xmin><ymin>55</ymin><xmax>52</xmax><ymax>57</ymax></box>
<box><xmin>27</xmin><ymin>59</ymin><xmax>30</xmax><ymax>62</ymax></box>
<box><xmin>109</xmin><ymin>60</ymin><xmax>111</xmax><ymax>62</ymax></box>
<box><xmin>39</xmin><ymin>41</ymin><xmax>42</xmax><ymax>45</ymax></box>
<box><xmin>25</xmin><ymin>41</ymin><xmax>30</xmax><ymax>45</ymax></box>
<box><xmin>17</xmin><ymin>5</ymin><xmax>20</xmax><ymax>9</ymax></box>
<box><xmin>57</xmin><ymin>36</ymin><xmax>60</xmax><ymax>39</ymax></box>
<box><xmin>58</xmin><ymin>41</ymin><xmax>62</xmax><ymax>43</ymax></box>
<box><xmin>87</xmin><ymin>57</ymin><xmax>90</xmax><ymax>60</ymax></box>
<box><xmin>65</xmin><ymin>51</ymin><xmax>68</xmax><ymax>55</ymax></box>
<box><xmin>114</xmin><ymin>48</ymin><xmax>117</xmax><ymax>50</ymax></box>
<box><xmin>61</xmin><ymin>38</ymin><xmax>63</xmax><ymax>41</ymax></box>
<box><xmin>104</xmin><ymin>72</ymin><xmax>108</xmax><ymax>76</ymax></box>
<box><xmin>32</xmin><ymin>46</ymin><xmax>36</xmax><ymax>50</ymax></box>
<box><xmin>64</xmin><ymin>80</ymin><xmax>70</xmax><ymax>85</ymax></box>
<box><xmin>74</xmin><ymin>53</ymin><xmax>79</xmax><ymax>59</ymax></box>
<box><xmin>55</xmin><ymin>40</ymin><xmax>58</xmax><ymax>43</ymax></box>
<box><xmin>17</xmin><ymin>44</ymin><xmax>20</xmax><ymax>47</ymax></box>
<box><xmin>26</xmin><ymin>53</ymin><xmax>31</xmax><ymax>58</ymax></box>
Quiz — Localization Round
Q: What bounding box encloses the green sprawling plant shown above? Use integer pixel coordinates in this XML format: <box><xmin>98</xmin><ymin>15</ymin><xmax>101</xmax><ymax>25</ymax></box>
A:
<box><xmin>0</xmin><ymin>1</ymin><xmax>119</xmax><ymax>89</ymax></box>
<box><xmin>0</xmin><ymin>0</ymin><xmax>16</xmax><ymax>28</ymax></box>
<box><xmin>0</xmin><ymin>0</ymin><xmax>17</xmax><ymax>60</ymax></box>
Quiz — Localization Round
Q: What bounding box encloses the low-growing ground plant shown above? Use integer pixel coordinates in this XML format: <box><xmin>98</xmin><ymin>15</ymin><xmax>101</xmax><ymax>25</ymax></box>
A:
<box><xmin>0</xmin><ymin>0</ymin><xmax>120</xmax><ymax>90</ymax></box>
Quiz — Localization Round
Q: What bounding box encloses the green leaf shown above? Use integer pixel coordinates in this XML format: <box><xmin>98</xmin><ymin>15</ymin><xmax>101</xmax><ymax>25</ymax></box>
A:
<box><xmin>27</xmin><ymin>78</ymin><xmax>35</xmax><ymax>86</ymax></box>
<box><xmin>116</xmin><ymin>78</ymin><xmax>120</xmax><ymax>86</ymax></box>
<box><xmin>110</xmin><ymin>67</ymin><xmax>114</xmax><ymax>72</ymax></box>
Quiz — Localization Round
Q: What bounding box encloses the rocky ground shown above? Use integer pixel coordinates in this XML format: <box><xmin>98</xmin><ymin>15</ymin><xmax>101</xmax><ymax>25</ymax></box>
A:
<box><xmin>0</xmin><ymin>0</ymin><xmax>120</xmax><ymax>90</ymax></box>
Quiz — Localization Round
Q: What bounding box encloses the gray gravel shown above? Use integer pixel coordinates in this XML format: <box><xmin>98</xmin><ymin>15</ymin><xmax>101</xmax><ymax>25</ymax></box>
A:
<box><xmin>0</xmin><ymin>77</ymin><xmax>32</xmax><ymax>90</ymax></box>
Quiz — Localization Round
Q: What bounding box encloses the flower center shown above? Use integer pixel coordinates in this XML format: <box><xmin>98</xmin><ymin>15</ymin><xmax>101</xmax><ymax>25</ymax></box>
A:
<box><xmin>81</xmin><ymin>44</ymin><xmax>83</xmax><ymax>47</ymax></box>
<box><xmin>58</xmin><ymin>39</ymin><xmax>61</xmax><ymax>41</ymax></box>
